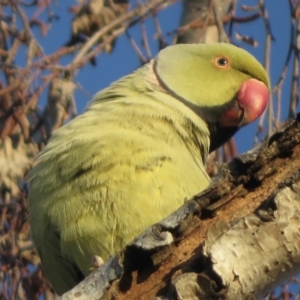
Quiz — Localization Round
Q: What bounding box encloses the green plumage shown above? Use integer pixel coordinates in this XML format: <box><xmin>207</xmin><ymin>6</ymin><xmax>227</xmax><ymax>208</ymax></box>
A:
<box><xmin>28</xmin><ymin>43</ymin><xmax>269</xmax><ymax>295</ymax></box>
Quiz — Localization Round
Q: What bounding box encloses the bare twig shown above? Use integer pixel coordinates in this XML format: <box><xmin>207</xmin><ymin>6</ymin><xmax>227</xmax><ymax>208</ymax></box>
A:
<box><xmin>273</xmin><ymin>0</ymin><xmax>294</xmax><ymax>124</ymax></box>
<box><xmin>125</xmin><ymin>31</ymin><xmax>148</xmax><ymax>64</ymax></box>
<box><xmin>241</xmin><ymin>4</ymin><xmax>260</xmax><ymax>11</ymax></box>
<box><xmin>141</xmin><ymin>20</ymin><xmax>152</xmax><ymax>60</ymax></box>
<box><xmin>0</xmin><ymin>79</ymin><xmax>21</xmax><ymax>97</ymax></box>
<box><xmin>9</xmin><ymin>0</ymin><xmax>43</xmax><ymax>49</ymax></box>
<box><xmin>212</xmin><ymin>0</ymin><xmax>229</xmax><ymax>43</ymax></box>
<box><xmin>257</xmin><ymin>0</ymin><xmax>275</xmax><ymax>138</ymax></box>
<box><xmin>72</xmin><ymin>0</ymin><xmax>175</xmax><ymax>66</ymax></box>
<box><xmin>235</xmin><ymin>32</ymin><xmax>258</xmax><ymax>46</ymax></box>
<box><xmin>69</xmin><ymin>26</ymin><xmax>126</xmax><ymax>70</ymax></box>
<box><xmin>153</xmin><ymin>14</ymin><xmax>168</xmax><ymax>49</ymax></box>
<box><xmin>288</xmin><ymin>20</ymin><xmax>300</xmax><ymax>119</ymax></box>
<box><xmin>231</xmin><ymin>12</ymin><xmax>261</xmax><ymax>23</ymax></box>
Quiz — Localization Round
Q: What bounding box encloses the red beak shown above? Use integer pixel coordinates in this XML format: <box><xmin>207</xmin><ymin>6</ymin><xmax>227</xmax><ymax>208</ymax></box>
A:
<box><xmin>220</xmin><ymin>78</ymin><xmax>269</xmax><ymax>127</ymax></box>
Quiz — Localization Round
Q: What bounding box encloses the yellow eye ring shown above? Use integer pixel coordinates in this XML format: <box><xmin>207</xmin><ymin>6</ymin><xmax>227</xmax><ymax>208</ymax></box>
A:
<box><xmin>214</xmin><ymin>56</ymin><xmax>230</xmax><ymax>69</ymax></box>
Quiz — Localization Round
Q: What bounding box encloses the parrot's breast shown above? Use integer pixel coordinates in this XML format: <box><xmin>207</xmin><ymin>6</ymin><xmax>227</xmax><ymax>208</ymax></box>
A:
<box><xmin>29</xmin><ymin>91</ymin><xmax>211</xmax><ymax>280</ymax></box>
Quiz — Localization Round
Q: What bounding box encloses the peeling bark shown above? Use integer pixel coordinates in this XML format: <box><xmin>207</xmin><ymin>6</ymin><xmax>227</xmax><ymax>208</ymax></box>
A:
<box><xmin>58</xmin><ymin>115</ymin><xmax>300</xmax><ymax>299</ymax></box>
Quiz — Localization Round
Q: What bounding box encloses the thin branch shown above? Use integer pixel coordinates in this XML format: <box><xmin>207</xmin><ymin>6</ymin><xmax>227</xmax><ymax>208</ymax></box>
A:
<box><xmin>241</xmin><ymin>4</ymin><xmax>260</xmax><ymax>11</ymax></box>
<box><xmin>212</xmin><ymin>0</ymin><xmax>229</xmax><ymax>43</ymax></box>
<box><xmin>141</xmin><ymin>20</ymin><xmax>152</xmax><ymax>60</ymax></box>
<box><xmin>28</xmin><ymin>44</ymin><xmax>82</xmax><ymax>71</ymax></box>
<box><xmin>257</xmin><ymin>0</ymin><xmax>275</xmax><ymax>137</ymax></box>
<box><xmin>288</xmin><ymin>20</ymin><xmax>300</xmax><ymax>119</ymax></box>
<box><xmin>235</xmin><ymin>32</ymin><xmax>258</xmax><ymax>47</ymax></box>
<box><xmin>125</xmin><ymin>31</ymin><xmax>148</xmax><ymax>64</ymax></box>
<box><xmin>18</xmin><ymin>0</ymin><xmax>38</xmax><ymax>6</ymax></box>
<box><xmin>0</xmin><ymin>79</ymin><xmax>21</xmax><ymax>96</ymax></box>
<box><xmin>153</xmin><ymin>14</ymin><xmax>168</xmax><ymax>49</ymax></box>
<box><xmin>9</xmin><ymin>0</ymin><xmax>35</xmax><ymax>41</ymax></box>
<box><xmin>72</xmin><ymin>0</ymin><xmax>175</xmax><ymax>66</ymax></box>
<box><xmin>273</xmin><ymin>0</ymin><xmax>294</xmax><ymax>124</ymax></box>
<box><xmin>9</xmin><ymin>0</ymin><xmax>45</xmax><ymax>57</ymax></box>
<box><xmin>70</xmin><ymin>26</ymin><xmax>126</xmax><ymax>70</ymax></box>
<box><xmin>231</xmin><ymin>12</ymin><xmax>261</xmax><ymax>23</ymax></box>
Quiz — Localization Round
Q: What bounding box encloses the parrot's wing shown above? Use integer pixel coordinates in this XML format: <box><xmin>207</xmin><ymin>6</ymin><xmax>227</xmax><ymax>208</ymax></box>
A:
<box><xmin>28</xmin><ymin>96</ymin><xmax>210</xmax><ymax>293</ymax></box>
<box><xmin>37</xmin><ymin>221</ymin><xmax>85</xmax><ymax>295</ymax></box>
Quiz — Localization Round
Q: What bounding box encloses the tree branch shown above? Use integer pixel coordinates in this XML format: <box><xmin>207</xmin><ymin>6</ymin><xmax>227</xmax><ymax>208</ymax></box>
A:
<box><xmin>71</xmin><ymin>0</ymin><xmax>176</xmax><ymax>67</ymax></box>
<box><xmin>59</xmin><ymin>115</ymin><xmax>300</xmax><ymax>299</ymax></box>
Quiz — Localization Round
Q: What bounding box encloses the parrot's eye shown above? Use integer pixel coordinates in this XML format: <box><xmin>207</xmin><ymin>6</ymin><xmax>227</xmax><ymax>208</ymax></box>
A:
<box><xmin>217</xmin><ymin>58</ymin><xmax>228</xmax><ymax>66</ymax></box>
<box><xmin>214</xmin><ymin>56</ymin><xmax>230</xmax><ymax>69</ymax></box>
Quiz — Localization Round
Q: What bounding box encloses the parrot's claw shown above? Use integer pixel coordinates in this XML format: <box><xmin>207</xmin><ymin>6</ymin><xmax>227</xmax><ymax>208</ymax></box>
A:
<box><xmin>91</xmin><ymin>255</ymin><xmax>104</xmax><ymax>270</ymax></box>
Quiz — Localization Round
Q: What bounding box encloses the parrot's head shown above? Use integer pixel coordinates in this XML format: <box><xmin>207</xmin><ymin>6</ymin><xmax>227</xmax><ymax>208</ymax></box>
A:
<box><xmin>154</xmin><ymin>43</ymin><xmax>270</xmax><ymax>152</ymax></box>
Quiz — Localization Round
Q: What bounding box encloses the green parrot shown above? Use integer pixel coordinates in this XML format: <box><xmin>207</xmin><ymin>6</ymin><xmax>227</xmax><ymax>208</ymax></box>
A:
<box><xmin>27</xmin><ymin>43</ymin><xmax>269</xmax><ymax>295</ymax></box>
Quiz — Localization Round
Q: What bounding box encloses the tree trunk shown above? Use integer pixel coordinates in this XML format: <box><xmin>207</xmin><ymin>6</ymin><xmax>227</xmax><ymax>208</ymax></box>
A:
<box><xmin>176</xmin><ymin>0</ymin><xmax>235</xmax><ymax>44</ymax></box>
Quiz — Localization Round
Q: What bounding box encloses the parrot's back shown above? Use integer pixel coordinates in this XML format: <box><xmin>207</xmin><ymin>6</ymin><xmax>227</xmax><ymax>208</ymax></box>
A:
<box><xmin>28</xmin><ymin>65</ymin><xmax>211</xmax><ymax>295</ymax></box>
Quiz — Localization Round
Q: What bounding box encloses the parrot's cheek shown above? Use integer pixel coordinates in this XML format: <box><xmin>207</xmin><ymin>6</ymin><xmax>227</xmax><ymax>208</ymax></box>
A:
<box><xmin>220</xmin><ymin>79</ymin><xmax>269</xmax><ymax>127</ymax></box>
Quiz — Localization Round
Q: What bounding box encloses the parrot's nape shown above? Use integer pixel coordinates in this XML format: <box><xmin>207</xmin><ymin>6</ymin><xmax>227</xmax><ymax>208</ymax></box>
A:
<box><xmin>27</xmin><ymin>43</ymin><xmax>269</xmax><ymax>295</ymax></box>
